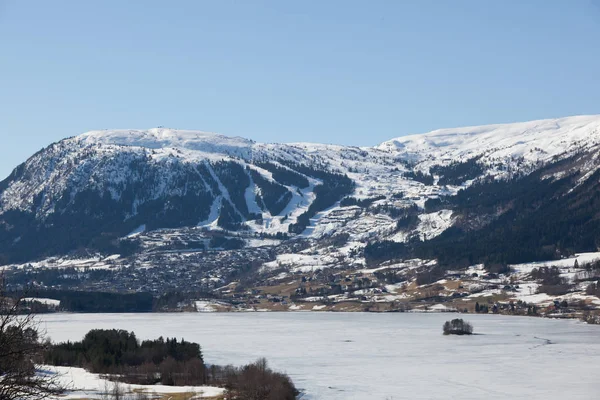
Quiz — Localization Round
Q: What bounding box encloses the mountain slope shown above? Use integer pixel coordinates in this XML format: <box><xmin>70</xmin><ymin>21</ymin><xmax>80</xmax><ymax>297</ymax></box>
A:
<box><xmin>378</xmin><ymin>115</ymin><xmax>600</xmax><ymax>170</ymax></box>
<box><xmin>1</xmin><ymin>115</ymin><xmax>600</xmax><ymax>267</ymax></box>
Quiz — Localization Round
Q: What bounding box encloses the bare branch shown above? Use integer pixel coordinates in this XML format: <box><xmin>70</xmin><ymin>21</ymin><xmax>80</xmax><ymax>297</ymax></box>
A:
<box><xmin>0</xmin><ymin>273</ymin><xmax>66</xmax><ymax>400</ymax></box>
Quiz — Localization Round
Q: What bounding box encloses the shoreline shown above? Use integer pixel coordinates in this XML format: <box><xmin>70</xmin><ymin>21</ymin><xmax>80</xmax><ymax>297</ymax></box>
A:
<box><xmin>38</xmin><ymin>307</ymin><xmax>598</xmax><ymax>325</ymax></box>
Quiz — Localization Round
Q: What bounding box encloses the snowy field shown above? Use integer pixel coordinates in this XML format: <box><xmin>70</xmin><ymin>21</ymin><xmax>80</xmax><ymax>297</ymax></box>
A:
<box><xmin>43</xmin><ymin>365</ymin><xmax>224</xmax><ymax>399</ymax></box>
<box><xmin>40</xmin><ymin>313</ymin><xmax>600</xmax><ymax>400</ymax></box>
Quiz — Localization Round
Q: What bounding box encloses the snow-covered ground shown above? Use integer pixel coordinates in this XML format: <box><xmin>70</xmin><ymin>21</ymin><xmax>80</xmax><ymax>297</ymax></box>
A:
<box><xmin>390</xmin><ymin>209</ymin><xmax>454</xmax><ymax>242</ymax></box>
<box><xmin>195</xmin><ymin>300</ymin><xmax>223</xmax><ymax>312</ymax></box>
<box><xmin>23</xmin><ymin>297</ymin><xmax>61</xmax><ymax>306</ymax></box>
<box><xmin>45</xmin><ymin>365</ymin><xmax>224</xmax><ymax>399</ymax></box>
<box><xmin>262</xmin><ymin>252</ymin><xmax>341</xmax><ymax>273</ymax></box>
<box><xmin>2</xmin><ymin>255</ymin><xmax>119</xmax><ymax>271</ymax></box>
<box><xmin>510</xmin><ymin>252</ymin><xmax>600</xmax><ymax>277</ymax></box>
<box><xmin>378</xmin><ymin>114</ymin><xmax>600</xmax><ymax>175</ymax></box>
<box><xmin>41</xmin><ymin>312</ymin><xmax>600</xmax><ymax>400</ymax></box>
<box><xmin>78</xmin><ymin>128</ymin><xmax>254</xmax><ymax>159</ymax></box>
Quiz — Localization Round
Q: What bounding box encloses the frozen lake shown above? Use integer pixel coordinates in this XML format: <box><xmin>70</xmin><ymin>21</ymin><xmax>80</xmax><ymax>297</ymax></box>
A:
<box><xmin>40</xmin><ymin>312</ymin><xmax>600</xmax><ymax>400</ymax></box>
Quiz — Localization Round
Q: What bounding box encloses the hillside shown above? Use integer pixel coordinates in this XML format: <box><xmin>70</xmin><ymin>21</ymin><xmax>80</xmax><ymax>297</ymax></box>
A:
<box><xmin>2</xmin><ymin>115</ymin><xmax>600</xmax><ymax>316</ymax></box>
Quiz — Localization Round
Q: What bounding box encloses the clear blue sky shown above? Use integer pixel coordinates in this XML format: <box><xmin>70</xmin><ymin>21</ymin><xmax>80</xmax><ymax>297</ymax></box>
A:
<box><xmin>1</xmin><ymin>0</ymin><xmax>600</xmax><ymax>179</ymax></box>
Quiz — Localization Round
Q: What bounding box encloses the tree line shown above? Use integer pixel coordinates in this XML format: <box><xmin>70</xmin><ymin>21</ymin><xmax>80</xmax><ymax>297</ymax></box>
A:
<box><xmin>43</xmin><ymin>328</ymin><xmax>298</xmax><ymax>399</ymax></box>
<box><xmin>44</xmin><ymin>329</ymin><xmax>205</xmax><ymax>385</ymax></box>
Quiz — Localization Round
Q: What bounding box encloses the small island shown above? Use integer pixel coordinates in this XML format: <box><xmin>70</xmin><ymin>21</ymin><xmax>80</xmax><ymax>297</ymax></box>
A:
<box><xmin>443</xmin><ymin>318</ymin><xmax>473</xmax><ymax>335</ymax></box>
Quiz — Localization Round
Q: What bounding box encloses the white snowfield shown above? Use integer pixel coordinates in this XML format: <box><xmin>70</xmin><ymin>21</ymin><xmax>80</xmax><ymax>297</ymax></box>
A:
<box><xmin>44</xmin><ymin>365</ymin><xmax>225</xmax><ymax>399</ymax></box>
<box><xmin>510</xmin><ymin>252</ymin><xmax>600</xmax><ymax>276</ymax></box>
<box><xmin>22</xmin><ymin>297</ymin><xmax>60</xmax><ymax>306</ymax></box>
<box><xmin>195</xmin><ymin>300</ymin><xmax>224</xmax><ymax>312</ymax></box>
<box><xmin>2</xmin><ymin>255</ymin><xmax>120</xmax><ymax>271</ymax></box>
<box><xmin>78</xmin><ymin>128</ymin><xmax>255</xmax><ymax>159</ymax></box>
<box><xmin>81</xmin><ymin>115</ymin><xmax>600</xmax><ymax>168</ymax></box>
<box><xmin>378</xmin><ymin>114</ymin><xmax>600</xmax><ymax>167</ymax></box>
<box><xmin>41</xmin><ymin>312</ymin><xmax>600</xmax><ymax>400</ymax></box>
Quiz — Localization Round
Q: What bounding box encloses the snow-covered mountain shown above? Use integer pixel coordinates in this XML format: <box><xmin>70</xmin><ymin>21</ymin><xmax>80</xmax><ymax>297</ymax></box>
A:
<box><xmin>2</xmin><ymin>115</ymin><xmax>600</xmax><ymax>267</ymax></box>
<box><xmin>378</xmin><ymin>115</ymin><xmax>600</xmax><ymax>166</ymax></box>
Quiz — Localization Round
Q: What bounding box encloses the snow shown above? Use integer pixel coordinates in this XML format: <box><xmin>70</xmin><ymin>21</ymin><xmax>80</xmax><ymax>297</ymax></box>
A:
<box><xmin>302</xmin><ymin>296</ymin><xmax>325</xmax><ymax>302</ymax></box>
<box><xmin>513</xmin><ymin>291</ymin><xmax>555</xmax><ymax>306</ymax></box>
<box><xmin>384</xmin><ymin>283</ymin><xmax>406</xmax><ymax>293</ymax></box>
<box><xmin>391</xmin><ymin>210</ymin><xmax>454</xmax><ymax>242</ymax></box>
<box><xmin>3</xmin><ymin>256</ymin><xmax>119</xmax><ymax>271</ymax></box>
<box><xmin>511</xmin><ymin>288</ymin><xmax>600</xmax><ymax>307</ymax></box>
<box><xmin>378</xmin><ymin>115</ymin><xmax>600</xmax><ymax>173</ymax></box>
<box><xmin>455</xmin><ymin>253</ymin><xmax>600</xmax><ymax>307</ymax></box>
<box><xmin>198</xmin><ymin>195</ymin><xmax>222</xmax><ymax>227</ymax></box>
<box><xmin>510</xmin><ymin>252</ymin><xmax>600</xmax><ymax>276</ymax></box>
<box><xmin>22</xmin><ymin>297</ymin><xmax>60</xmax><ymax>306</ymax></box>
<box><xmin>360</xmin><ymin>259</ymin><xmax>431</xmax><ymax>274</ymax></box>
<box><xmin>45</xmin><ymin>365</ymin><xmax>224</xmax><ymax>399</ymax></box>
<box><xmin>41</xmin><ymin>313</ymin><xmax>600</xmax><ymax>400</ymax></box>
<box><xmin>263</xmin><ymin>253</ymin><xmax>328</xmax><ymax>273</ymax></box>
<box><xmin>195</xmin><ymin>300</ymin><xmax>217</xmax><ymax>312</ymax></box>
<box><xmin>466</xmin><ymin>288</ymin><xmax>503</xmax><ymax>298</ymax></box>
<box><xmin>299</xmin><ymin>202</ymin><xmax>343</xmax><ymax>237</ymax></box>
<box><xmin>566</xmin><ymin>293</ymin><xmax>600</xmax><ymax>306</ymax></box>
<box><xmin>204</xmin><ymin>162</ymin><xmax>245</xmax><ymax>220</ymax></box>
<box><xmin>78</xmin><ymin>128</ymin><xmax>254</xmax><ymax>159</ymax></box>
<box><xmin>4</xmin><ymin>115</ymin><xmax>600</xmax><ymax>255</ymax></box>
<box><xmin>426</xmin><ymin>303</ymin><xmax>455</xmax><ymax>312</ymax></box>
<box><xmin>416</xmin><ymin>210</ymin><xmax>454</xmax><ymax>241</ymax></box>
<box><xmin>250</xmin><ymin>180</ymin><xmax>319</xmax><ymax>235</ymax></box>
<box><xmin>244</xmin><ymin>177</ymin><xmax>263</xmax><ymax>215</ymax></box>
<box><xmin>127</xmin><ymin>224</ymin><xmax>146</xmax><ymax>237</ymax></box>
<box><xmin>465</xmin><ymin>264</ymin><xmax>486</xmax><ymax>275</ymax></box>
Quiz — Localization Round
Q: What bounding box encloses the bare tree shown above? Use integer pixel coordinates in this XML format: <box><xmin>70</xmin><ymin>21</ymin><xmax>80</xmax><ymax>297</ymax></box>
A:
<box><xmin>101</xmin><ymin>380</ymin><xmax>126</xmax><ymax>400</ymax></box>
<box><xmin>0</xmin><ymin>276</ymin><xmax>64</xmax><ymax>400</ymax></box>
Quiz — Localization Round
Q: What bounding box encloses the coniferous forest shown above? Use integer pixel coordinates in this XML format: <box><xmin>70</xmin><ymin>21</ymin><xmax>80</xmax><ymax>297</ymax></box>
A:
<box><xmin>44</xmin><ymin>329</ymin><xmax>298</xmax><ymax>399</ymax></box>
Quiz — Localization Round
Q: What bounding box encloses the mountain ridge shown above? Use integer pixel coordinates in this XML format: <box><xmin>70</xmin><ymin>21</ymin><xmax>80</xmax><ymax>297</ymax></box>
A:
<box><xmin>1</xmin><ymin>114</ymin><xmax>600</xmax><ymax>266</ymax></box>
<box><xmin>75</xmin><ymin>114</ymin><xmax>600</xmax><ymax>154</ymax></box>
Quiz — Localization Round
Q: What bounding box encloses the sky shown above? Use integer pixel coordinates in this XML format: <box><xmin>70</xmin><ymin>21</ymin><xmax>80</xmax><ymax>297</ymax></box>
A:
<box><xmin>1</xmin><ymin>1</ymin><xmax>600</xmax><ymax>179</ymax></box>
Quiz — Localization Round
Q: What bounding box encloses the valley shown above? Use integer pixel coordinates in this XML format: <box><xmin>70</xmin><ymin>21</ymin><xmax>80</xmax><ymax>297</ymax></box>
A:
<box><xmin>2</xmin><ymin>115</ymin><xmax>600</xmax><ymax>322</ymax></box>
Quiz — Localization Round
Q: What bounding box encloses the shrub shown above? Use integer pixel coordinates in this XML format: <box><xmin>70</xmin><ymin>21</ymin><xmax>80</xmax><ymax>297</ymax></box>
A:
<box><xmin>443</xmin><ymin>319</ymin><xmax>473</xmax><ymax>335</ymax></box>
<box><xmin>211</xmin><ymin>358</ymin><xmax>298</xmax><ymax>400</ymax></box>
<box><xmin>416</xmin><ymin>266</ymin><xmax>446</xmax><ymax>286</ymax></box>
<box><xmin>486</xmin><ymin>263</ymin><xmax>510</xmax><ymax>275</ymax></box>
<box><xmin>531</xmin><ymin>266</ymin><xmax>563</xmax><ymax>285</ymax></box>
<box><xmin>537</xmin><ymin>283</ymin><xmax>572</xmax><ymax>296</ymax></box>
<box><xmin>586</xmin><ymin>282</ymin><xmax>600</xmax><ymax>296</ymax></box>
